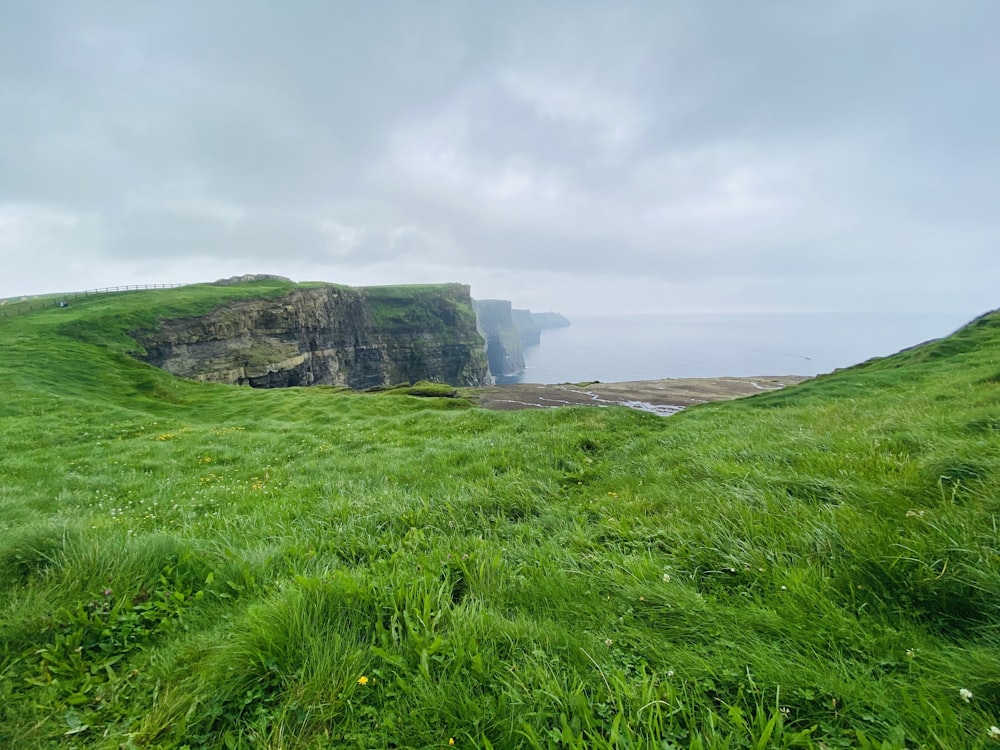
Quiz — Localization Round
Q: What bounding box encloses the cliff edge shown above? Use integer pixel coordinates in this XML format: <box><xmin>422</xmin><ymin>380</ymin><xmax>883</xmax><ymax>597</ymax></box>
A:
<box><xmin>135</xmin><ymin>282</ymin><xmax>491</xmax><ymax>389</ymax></box>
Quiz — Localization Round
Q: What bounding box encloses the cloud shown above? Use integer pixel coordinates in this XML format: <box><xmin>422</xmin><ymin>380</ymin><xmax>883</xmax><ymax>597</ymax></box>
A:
<box><xmin>496</xmin><ymin>68</ymin><xmax>646</xmax><ymax>152</ymax></box>
<box><xmin>0</xmin><ymin>1</ymin><xmax>996</xmax><ymax>316</ymax></box>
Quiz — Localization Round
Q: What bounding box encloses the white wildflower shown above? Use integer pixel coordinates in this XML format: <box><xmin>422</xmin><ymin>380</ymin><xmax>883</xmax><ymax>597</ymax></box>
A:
<box><xmin>959</xmin><ymin>688</ymin><xmax>973</xmax><ymax>702</ymax></box>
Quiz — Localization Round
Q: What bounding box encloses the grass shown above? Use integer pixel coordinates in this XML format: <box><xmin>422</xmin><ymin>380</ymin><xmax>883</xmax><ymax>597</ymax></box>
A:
<box><xmin>1</xmin><ymin>285</ymin><xmax>998</xmax><ymax>748</ymax></box>
<box><xmin>363</xmin><ymin>283</ymin><xmax>480</xmax><ymax>340</ymax></box>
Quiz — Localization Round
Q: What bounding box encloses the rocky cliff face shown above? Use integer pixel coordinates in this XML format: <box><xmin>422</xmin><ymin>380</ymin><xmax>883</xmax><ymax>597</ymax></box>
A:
<box><xmin>473</xmin><ymin>299</ymin><xmax>525</xmax><ymax>379</ymax></box>
<box><xmin>135</xmin><ymin>283</ymin><xmax>491</xmax><ymax>389</ymax></box>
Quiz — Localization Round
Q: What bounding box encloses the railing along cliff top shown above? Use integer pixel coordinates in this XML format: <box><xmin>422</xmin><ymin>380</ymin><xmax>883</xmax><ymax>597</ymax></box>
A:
<box><xmin>0</xmin><ymin>283</ymin><xmax>182</xmax><ymax>319</ymax></box>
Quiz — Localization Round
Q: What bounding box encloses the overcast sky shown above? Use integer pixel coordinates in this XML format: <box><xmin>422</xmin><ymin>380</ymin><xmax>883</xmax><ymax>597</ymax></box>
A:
<box><xmin>1</xmin><ymin>1</ymin><xmax>997</xmax><ymax>317</ymax></box>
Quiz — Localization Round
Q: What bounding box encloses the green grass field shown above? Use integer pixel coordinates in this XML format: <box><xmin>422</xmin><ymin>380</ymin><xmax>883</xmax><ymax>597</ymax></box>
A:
<box><xmin>1</xmin><ymin>285</ymin><xmax>998</xmax><ymax>749</ymax></box>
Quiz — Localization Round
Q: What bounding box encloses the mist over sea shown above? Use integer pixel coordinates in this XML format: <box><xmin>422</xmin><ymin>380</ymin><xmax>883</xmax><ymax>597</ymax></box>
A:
<box><xmin>512</xmin><ymin>312</ymin><xmax>975</xmax><ymax>384</ymax></box>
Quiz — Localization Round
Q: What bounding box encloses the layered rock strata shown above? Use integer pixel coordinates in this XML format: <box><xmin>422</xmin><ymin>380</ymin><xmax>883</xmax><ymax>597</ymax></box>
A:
<box><xmin>136</xmin><ymin>283</ymin><xmax>491</xmax><ymax>389</ymax></box>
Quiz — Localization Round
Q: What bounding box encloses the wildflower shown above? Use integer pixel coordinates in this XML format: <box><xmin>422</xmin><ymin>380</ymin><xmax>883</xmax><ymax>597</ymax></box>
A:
<box><xmin>666</xmin><ymin>670</ymin><xmax>675</xmax><ymax>678</ymax></box>
<box><xmin>780</xmin><ymin>706</ymin><xmax>791</xmax><ymax>718</ymax></box>
<box><xmin>604</xmin><ymin>638</ymin><xmax>613</xmax><ymax>647</ymax></box>
<box><xmin>959</xmin><ymin>688</ymin><xmax>973</xmax><ymax>702</ymax></box>
<box><xmin>780</xmin><ymin>585</ymin><xmax>787</xmax><ymax>591</ymax></box>
<box><xmin>357</xmin><ymin>675</ymin><xmax>369</xmax><ymax>686</ymax></box>
<box><xmin>449</xmin><ymin>740</ymin><xmax>455</xmax><ymax>746</ymax></box>
<box><xmin>662</xmin><ymin>573</ymin><xmax>671</xmax><ymax>583</ymax></box>
<box><xmin>906</xmin><ymin>649</ymin><xmax>915</xmax><ymax>659</ymax></box>
<box><xmin>988</xmin><ymin>726</ymin><xmax>1000</xmax><ymax>739</ymax></box>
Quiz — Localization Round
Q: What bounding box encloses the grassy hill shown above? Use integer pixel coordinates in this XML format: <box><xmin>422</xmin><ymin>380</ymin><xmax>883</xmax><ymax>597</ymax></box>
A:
<box><xmin>1</xmin><ymin>285</ymin><xmax>998</xmax><ymax>749</ymax></box>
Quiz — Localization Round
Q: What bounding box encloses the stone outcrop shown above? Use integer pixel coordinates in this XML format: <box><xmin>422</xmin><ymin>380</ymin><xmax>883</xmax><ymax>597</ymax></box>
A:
<box><xmin>473</xmin><ymin>299</ymin><xmax>525</xmax><ymax>380</ymax></box>
<box><xmin>135</xmin><ymin>283</ymin><xmax>491</xmax><ymax>389</ymax></box>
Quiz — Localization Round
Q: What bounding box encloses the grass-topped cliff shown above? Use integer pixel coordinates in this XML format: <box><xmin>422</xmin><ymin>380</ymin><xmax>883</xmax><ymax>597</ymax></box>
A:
<box><xmin>126</xmin><ymin>279</ymin><xmax>490</xmax><ymax>389</ymax></box>
<box><xmin>1</xmin><ymin>288</ymin><xmax>998</xmax><ymax>748</ymax></box>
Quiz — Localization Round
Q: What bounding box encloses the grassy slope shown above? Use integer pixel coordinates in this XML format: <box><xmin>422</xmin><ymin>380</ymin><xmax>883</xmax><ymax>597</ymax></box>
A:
<box><xmin>0</xmin><ymin>288</ymin><xmax>998</xmax><ymax>749</ymax></box>
<box><xmin>362</xmin><ymin>284</ymin><xmax>481</xmax><ymax>343</ymax></box>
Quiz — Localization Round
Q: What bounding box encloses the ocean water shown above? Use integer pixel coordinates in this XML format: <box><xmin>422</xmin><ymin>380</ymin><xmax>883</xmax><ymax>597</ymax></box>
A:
<box><xmin>512</xmin><ymin>312</ymin><xmax>975</xmax><ymax>384</ymax></box>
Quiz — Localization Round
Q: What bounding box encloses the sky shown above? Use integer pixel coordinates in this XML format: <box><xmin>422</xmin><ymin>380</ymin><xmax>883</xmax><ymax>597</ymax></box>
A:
<box><xmin>1</xmin><ymin>1</ymin><xmax>997</xmax><ymax>318</ymax></box>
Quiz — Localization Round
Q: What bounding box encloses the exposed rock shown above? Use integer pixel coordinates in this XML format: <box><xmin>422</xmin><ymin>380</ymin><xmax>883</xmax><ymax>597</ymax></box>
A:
<box><xmin>135</xmin><ymin>283</ymin><xmax>491</xmax><ymax>389</ymax></box>
<box><xmin>472</xmin><ymin>376</ymin><xmax>810</xmax><ymax>413</ymax></box>
<box><xmin>473</xmin><ymin>299</ymin><xmax>525</xmax><ymax>379</ymax></box>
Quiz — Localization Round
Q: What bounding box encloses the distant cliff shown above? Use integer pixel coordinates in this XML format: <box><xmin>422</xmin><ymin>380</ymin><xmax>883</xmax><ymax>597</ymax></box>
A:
<box><xmin>531</xmin><ymin>311</ymin><xmax>571</xmax><ymax>329</ymax></box>
<box><xmin>472</xmin><ymin>302</ymin><xmax>571</xmax><ymax>380</ymax></box>
<box><xmin>511</xmin><ymin>308</ymin><xmax>541</xmax><ymax>347</ymax></box>
<box><xmin>135</xmin><ymin>282</ymin><xmax>491</xmax><ymax>389</ymax></box>
<box><xmin>473</xmin><ymin>299</ymin><xmax>525</xmax><ymax>379</ymax></box>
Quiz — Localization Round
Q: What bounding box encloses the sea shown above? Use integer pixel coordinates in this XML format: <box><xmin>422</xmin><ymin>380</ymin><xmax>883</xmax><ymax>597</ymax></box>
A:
<box><xmin>508</xmin><ymin>312</ymin><xmax>976</xmax><ymax>384</ymax></box>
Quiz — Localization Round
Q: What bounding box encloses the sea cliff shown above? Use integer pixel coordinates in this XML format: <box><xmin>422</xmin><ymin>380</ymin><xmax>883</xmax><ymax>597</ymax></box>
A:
<box><xmin>136</xmin><ymin>281</ymin><xmax>491</xmax><ymax>389</ymax></box>
<box><xmin>473</xmin><ymin>299</ymin><xmax>525</xmax><ymax>379</ymax></box>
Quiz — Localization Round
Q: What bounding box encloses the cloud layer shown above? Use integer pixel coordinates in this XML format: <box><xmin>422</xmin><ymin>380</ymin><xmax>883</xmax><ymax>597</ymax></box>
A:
<box><xmin>2</xmin><ymin>1</ymin><xmax>997</xmax><ymax>315</ymax></box>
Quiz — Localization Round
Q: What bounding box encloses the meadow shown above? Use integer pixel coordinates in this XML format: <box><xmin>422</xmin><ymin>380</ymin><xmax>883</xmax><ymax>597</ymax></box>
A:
<box><xmin>1</xmin><ymin>284</ymin><xmax>998</xmax><ymax>749</ymax></box>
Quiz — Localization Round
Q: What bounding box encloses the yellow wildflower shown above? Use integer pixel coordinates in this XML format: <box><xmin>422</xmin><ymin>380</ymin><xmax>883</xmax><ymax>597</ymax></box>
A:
<box><xmin>357</xmin><ymin>675</ymin><xmax>369</xmax><ymax>685</ymax></box>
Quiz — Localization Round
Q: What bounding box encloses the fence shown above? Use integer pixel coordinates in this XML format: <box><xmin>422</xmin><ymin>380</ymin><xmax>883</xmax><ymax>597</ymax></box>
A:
<box><xmin>0</xmin><ymin>283</ymin><xmax>183</xmax><ymax>319</ymax></box>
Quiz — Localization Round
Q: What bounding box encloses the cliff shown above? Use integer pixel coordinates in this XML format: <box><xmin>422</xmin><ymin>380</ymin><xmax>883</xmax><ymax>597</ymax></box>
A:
<box><xmin>135</xmin><ymin>282</ymin><xmax>491</xmax><ymax>389</ymax></box>
<box><xmin>511</xmin><ymin>308</ymin><xmax>541</xmax><ymax>347</ymax></box>
<box><xmin>473</xmin><ymin>299</ymin><xmax>525</xmax><ymax>379</ymax></box>
<box><xmin>531</xmin><ymin>311</ymin><xmax>571</xmax><ymax>329</ymax></box>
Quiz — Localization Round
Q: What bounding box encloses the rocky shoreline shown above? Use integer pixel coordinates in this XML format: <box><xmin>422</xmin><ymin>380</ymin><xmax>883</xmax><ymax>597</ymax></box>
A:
<box><xmin>472</xmin><ymin>376</ymin><xmax>809</xmax><ymax>414</ymax></box>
